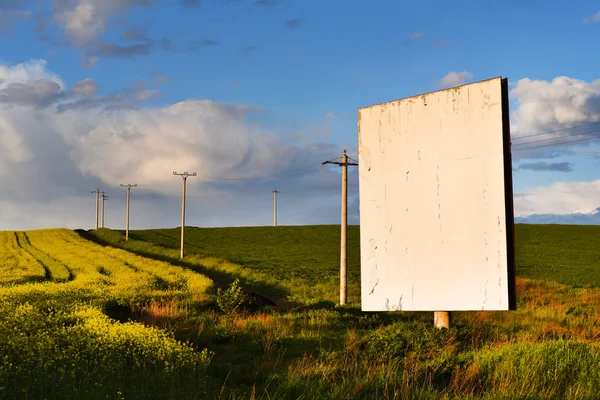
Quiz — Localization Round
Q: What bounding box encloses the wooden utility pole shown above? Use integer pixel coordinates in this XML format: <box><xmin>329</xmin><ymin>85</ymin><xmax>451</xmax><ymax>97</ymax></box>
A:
<box><xmin>120</xmin><ymin>184</ymin><xmax>137</xmax><ymax>240</ymax></box>
<box><xmin>272</xmin><ymin>189</ymin><xmax>278</xmax><ymax>226</ymax></box>
<box><xmin>91</xmin><ymin>188</ymin><xmax>100</xmax><ymax>230</ymax></box>
<box><xmin>173</xmin><ymin>171</ymin><xmax>197</xmax><ymax>258</ymax></box>
<box><xmin>101</xmin><ymin>192</ymin><xmax>109</xmax><ymax>228</ymax></box>
<box><xmin>322</xmin><ymin>150</ymin><xmax>358</xmax><ymax>305</ymax></box>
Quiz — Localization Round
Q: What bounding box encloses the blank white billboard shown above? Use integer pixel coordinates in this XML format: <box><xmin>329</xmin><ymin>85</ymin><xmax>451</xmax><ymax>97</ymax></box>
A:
<box><xmin>358</xmin><ymin>77</ymin><xmax>516</xmax><ymax>311</ymax></box>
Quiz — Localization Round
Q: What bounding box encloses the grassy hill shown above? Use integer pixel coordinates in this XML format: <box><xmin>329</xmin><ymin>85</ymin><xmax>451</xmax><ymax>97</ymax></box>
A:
<box><xmin>2</xmin><ymin>224</ymin><xmax>600</xmax><ymax>398</ymax></box>
<box><xmin>515</xmin><ymin>224</ymin><xmax>600</xmax><ymax>287</ymax></box>
<box><xmin>92</xmin><ymin>225</ymin><xmax>361</xmax><ymax>305</ymax></box>
<box><xmin>92</xmin><ymin>223</ymin><xmax>600</xmax><ymax>304</ymax></box>
<box><xmin>83</xmin><ymin>223</ymin><xmax>600</xmax><ymax>399</ymax></box>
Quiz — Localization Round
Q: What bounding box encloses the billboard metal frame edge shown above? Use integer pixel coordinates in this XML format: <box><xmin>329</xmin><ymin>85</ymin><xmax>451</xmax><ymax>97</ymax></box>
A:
<box><xmin>501</xmin><ymin>77</ymin><xmax>517</xmax><ymax>311</ymax></box>
<box><xmin>357</xmin><ymin>76</ymin><xmax>506</xmax><ymax>111</ymax></box>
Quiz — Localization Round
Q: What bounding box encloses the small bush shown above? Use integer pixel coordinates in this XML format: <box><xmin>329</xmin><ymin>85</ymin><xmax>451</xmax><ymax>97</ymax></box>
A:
<box><xmin>216</xmin><ymin>279</ymin><xmax>250</xmax><ymax>315</ymax></box>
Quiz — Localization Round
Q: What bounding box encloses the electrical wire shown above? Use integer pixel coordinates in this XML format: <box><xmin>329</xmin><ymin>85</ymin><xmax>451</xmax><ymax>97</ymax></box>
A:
<box><xmin>513</xmin><ymin>134</ymin><xmax>600</xmax><ymax>152</ymax></box>
<box><xmin>196</xmin><ymin>163</ymin><xmax>326</xmax><ymax>182</ymax></box>
<box><xmin>512</xmin><ymin>128</ymin><xmax>600</xmax><ymax>148</ymax></box>
<box><xmin>511</xmin><ymin>121</ymin><xmax>600</xmax><ymax>141</ymax></box>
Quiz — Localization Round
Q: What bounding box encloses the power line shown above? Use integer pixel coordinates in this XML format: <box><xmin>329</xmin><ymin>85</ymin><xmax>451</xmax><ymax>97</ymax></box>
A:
<box><xmin>512</xmin><ymin>121</ymin><xmax>600</xmax><ymax>141</ymax></box>
<box><xmin>196</xmin><ymin>163</ymin><xmax>327</xmax><ymax>182</ymax></box>
<box><xmin>512</xmin><ymin>127</ymin><xmax>600</xmax><ymax>148</ymax></box>
<box><xmin>513</xmin><ymin>133</ymin><xmax>600</xmax><ymax>152</ymax></box>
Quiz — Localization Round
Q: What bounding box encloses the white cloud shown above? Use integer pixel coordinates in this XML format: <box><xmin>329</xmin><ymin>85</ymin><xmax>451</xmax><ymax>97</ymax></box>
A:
<box><xmin>0</xmin><ymin>59</ymin><xmax>64</xmax><ymax>90</ymax></box>
<box><xmin>509</xmin><ymin>76</ymin><xmax>600</xmax><ymax>159</ymax></box>
<box><xmin>584</xmin><ymin>11</ymin><xmax>600</xmax><ymax>23</ymax></box>
<box><xmin>0</xmin><ymin>60</ymin><xmax>157</xmax><ymax>111</ymax></box>
<box><xmin>513</xmin><ymin>179</ymin><xmax>600</xmax><ymax>217</ymax></box>
<box><xmin>0</xmin><ymin>60</ymin><xmax>67</xmax><ymax>108</ymax></box>
<box><xmin>323</xmin><ymin>112</ymin><xmax>335</xmax><ymax>120</ymax></box>
<box><xmin>61</xmin><ymin>2</ymin><xmax>106</xmax><ymax>46</ymax></box>
<box><xmin>516</xmin><ymin>208</ymin><xmax>600</xmax><ymax>225</ymax></box>
<box><xmin>53</xmin><ymin>0</ymin><xmax>153</xmax><ymax>47</ymax></box>
<box><xmin>510</xmin><ymin>77</ymin><xmax>600</xmax><ymax>133</ymax></box>
<box><xmin>72</xmin><ymin>78</ymin><xmax>99</xmax><ymax>96</ymax></box>
<box><xmin>438</xmin><ymin>71</ymin><xmax>473</xmax><ymax>87</ymax></box>
<box><xmin>408</xmin><ymin>32</ymin><xmax>423</xmax><ymax>40</ymax></box>
<box><xmin>0</xmin><ymin>59</ymin><xmax>354</xmax><ymax>230</ymax></box>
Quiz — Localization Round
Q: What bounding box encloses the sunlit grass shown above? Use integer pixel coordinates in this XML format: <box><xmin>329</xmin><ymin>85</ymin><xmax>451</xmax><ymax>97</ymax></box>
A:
<box><xmin>92</xmin><ymin>225</ymin><xmax>361</xmax><ymax>305</ymax></box>
<box><xmin>0</xmin><ymin>228</ymin><xmax>215</xmax><ymax>399</ymax></box>
<box><xmin>91</xmin><ymin>224</ymin><xmax>600</xmax><ymax>399</ymax></box>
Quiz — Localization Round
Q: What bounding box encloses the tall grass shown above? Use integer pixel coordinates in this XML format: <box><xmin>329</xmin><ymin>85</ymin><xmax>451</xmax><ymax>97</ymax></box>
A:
<box><xmin>90</xmin><ymin>224</ymin><xmax>600</xmax><ymax>399</ymax></box>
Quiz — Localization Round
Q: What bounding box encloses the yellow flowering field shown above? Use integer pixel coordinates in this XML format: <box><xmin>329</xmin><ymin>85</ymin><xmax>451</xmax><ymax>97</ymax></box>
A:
<box><xmin>0</xmin><ymin>228</ymin><xmax>215</xmax><ymax>399</ymax></box>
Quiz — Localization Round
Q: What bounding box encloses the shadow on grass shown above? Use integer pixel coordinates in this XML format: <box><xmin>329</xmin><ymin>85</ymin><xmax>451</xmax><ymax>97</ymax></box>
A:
<box><xmin>179</xmin><ymin>307</ymin><xmax>444</xmax><ymax>398</ymax></box>
<box><xmin>75</xmin><ymin>229</ymin><xmax>295</xmax><ymax>309</ymax></box>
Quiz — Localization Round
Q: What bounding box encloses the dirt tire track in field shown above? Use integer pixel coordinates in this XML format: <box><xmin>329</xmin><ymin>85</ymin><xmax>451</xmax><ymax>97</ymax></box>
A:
<box><xmin>13</xmin><ymin>232</ymin><xmax>52</xmax><ymax>281</ymax></box>
<box><xmin>19</xmin><ymin>232</ymin><xmax>75</xmax><ymax>282</ymax></box>
<box><xmin>14</xmin><ymin>232</ymin><xmax>53</xmax><ymax>281</ymax></box>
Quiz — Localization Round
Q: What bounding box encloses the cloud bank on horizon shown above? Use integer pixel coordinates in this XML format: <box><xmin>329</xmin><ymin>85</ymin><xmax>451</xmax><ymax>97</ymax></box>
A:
<box><xmin>0</xmin><ymin>59</ymin><xmax>356</xmax><ymax>230</ymax></box>
<box><xmin>0</xmin><ymin>59</ymin><xmax>598</xmax><ymax>229</ymax></box>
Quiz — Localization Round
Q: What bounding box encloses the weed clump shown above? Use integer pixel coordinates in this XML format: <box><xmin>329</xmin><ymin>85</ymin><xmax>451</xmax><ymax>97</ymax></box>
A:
<box><xmin>216</xmin><ymin>279</ymin><xmax>250</xmax><ymax>315</ymax></box>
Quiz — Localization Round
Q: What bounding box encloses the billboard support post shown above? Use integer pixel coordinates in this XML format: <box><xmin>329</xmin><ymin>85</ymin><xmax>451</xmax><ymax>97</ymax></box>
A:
<box><xmin>434</xmin><ymin>311</ymin><xmax>451</xmax><ymax>329</ymax></box>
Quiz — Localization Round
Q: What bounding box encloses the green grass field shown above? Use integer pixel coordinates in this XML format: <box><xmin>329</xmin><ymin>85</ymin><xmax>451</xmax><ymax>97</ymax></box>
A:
<box><xmin>91</xmin><ymin>225</ymin><xmax>361</xmax><ymax>305</ymax></box>
<box><xmin>92</xmin><ymin>223</ymin><xmax>600</xmax><ymax>302</ymax></box>
<box><xmin>515</xmin><ymin>224</ymin><xmax>600</xmax><ymax>287</ymax></box>
<box><xmin>2</xmin><ymin>224</ymin><xmax>600</xmax><ymax>398</ymax></box>
<box><xmin>83</xmin><ymin>223</ymin><xmax>600</xmax><ymax>399</ymax></box>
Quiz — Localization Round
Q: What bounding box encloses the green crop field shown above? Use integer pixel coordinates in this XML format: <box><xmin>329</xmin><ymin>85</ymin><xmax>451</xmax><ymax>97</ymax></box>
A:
<box><xmin>515</xmin><ymin>224</ymin><xmax>600</xmax><ymax>287</ymax></box>
<box><xmin>91</xmin><ymin>225</ymin><xmax>361</xmax><ymax>305</ymax></box>
<box><xmin>92</xmin><ymin>223</ymin><xmax>600</xmax><ymax>302</ymax></box>
<box><xmin>85</xmin><ymin>223</ymin><xmax>600</xmax><ymax>399</ymax></box>
<box><xmin>2</xmin><ymin>224</ymin><xmax>600</xmax><ymax>399</ymax></box>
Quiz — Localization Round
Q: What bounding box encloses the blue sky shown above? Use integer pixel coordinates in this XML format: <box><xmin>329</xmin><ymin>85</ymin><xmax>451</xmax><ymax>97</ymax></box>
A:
<box><xmin>0</xmin><ymin>0</ymin><xmax>599</xmax><ymax>229</ymax></box>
